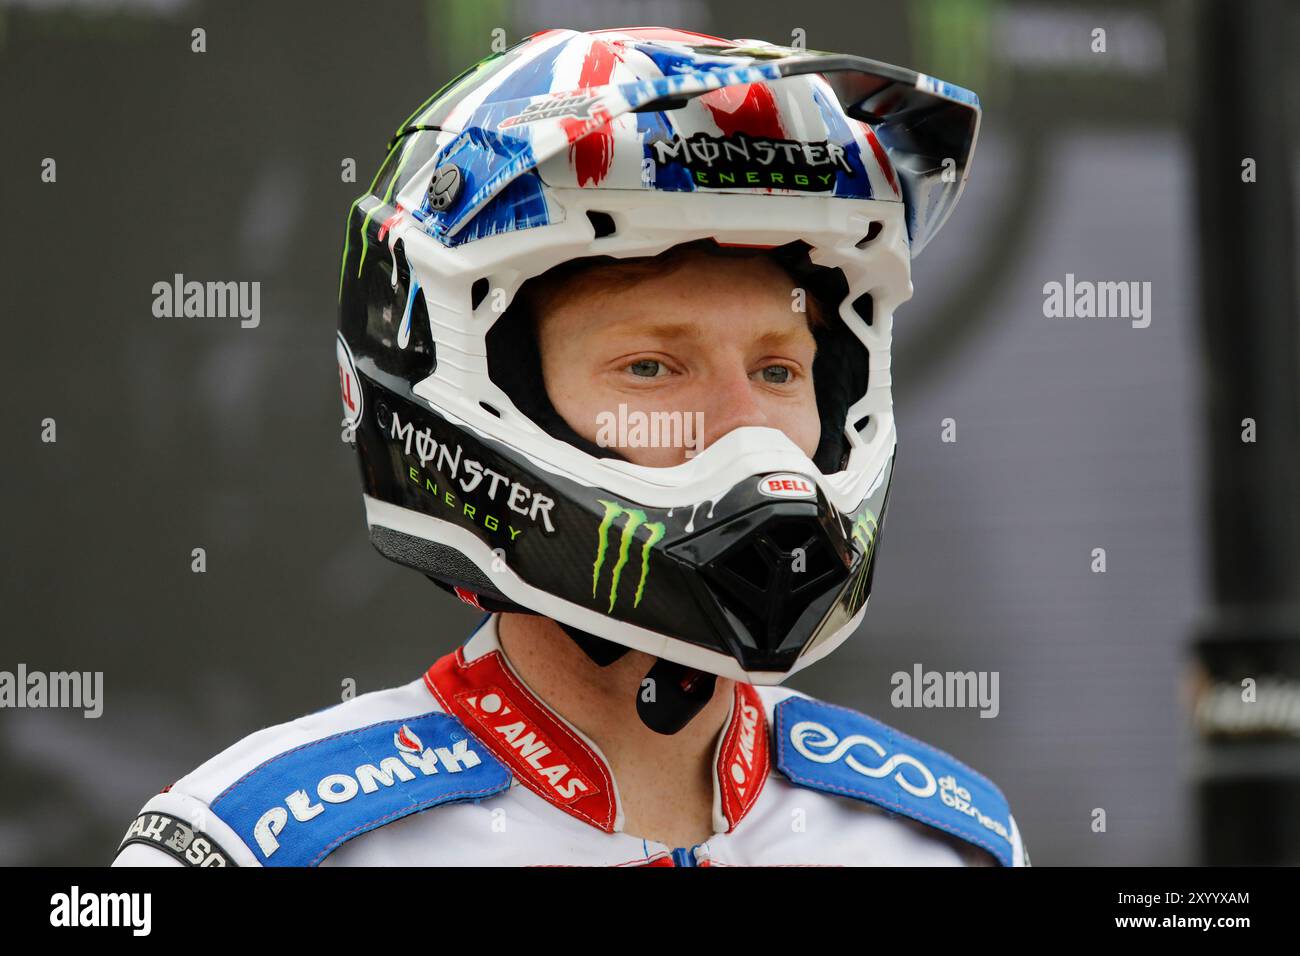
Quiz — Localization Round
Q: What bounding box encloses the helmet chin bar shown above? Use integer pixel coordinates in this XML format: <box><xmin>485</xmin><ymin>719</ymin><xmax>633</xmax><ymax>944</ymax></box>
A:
<box><xmin>360</xmin><ymin>402</ymin><xmax>891</xmax><ymax>685</ymax></box>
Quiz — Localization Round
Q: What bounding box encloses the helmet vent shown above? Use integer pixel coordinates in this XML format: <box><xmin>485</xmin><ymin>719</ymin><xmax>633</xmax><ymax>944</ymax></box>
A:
<box><xmin>852</xmin><ymin>292</ymin><xmax>874</xmax><ymax>327</ymax></box>
<box><xmin>853</xmin><ymin>415</ymin><xmax>877</xmax><ymax>444</ymax></box>
<box><xmin>769</xmin><ymin>517</ymin><xmax>818</xmax><ymax>553</ymax></box>
<box><xmin>586</xmin><ymin>210</ymin><xmax>616</xmax><ymax>239</ymax></box>
<box><xmin>855</xmin><ymin>221</ymin><xmax>883</xmax><ymax>248</ymax></box>
<box><xmin>695</xmin><ymin>514</ymin><xmax>848</xmax><ymax>656</ymax></box>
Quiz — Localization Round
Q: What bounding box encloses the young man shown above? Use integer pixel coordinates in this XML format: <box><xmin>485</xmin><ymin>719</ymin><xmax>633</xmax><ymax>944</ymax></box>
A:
<box><xmin>114</xmin><ymin>27</ymin><xmax>1027</xmax><ymax>867</ymax></box>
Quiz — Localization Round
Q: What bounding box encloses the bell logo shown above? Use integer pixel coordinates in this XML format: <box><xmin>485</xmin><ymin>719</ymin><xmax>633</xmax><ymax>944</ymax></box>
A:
<box><xmin>336</xmin><ymin>333</ymin><xmax>363</xmax><ymax>428</ymax></box>
<box><xmin>757</xmin><ymin>474</ymin><xmax>816</xmax><ymax>499</ymax></box>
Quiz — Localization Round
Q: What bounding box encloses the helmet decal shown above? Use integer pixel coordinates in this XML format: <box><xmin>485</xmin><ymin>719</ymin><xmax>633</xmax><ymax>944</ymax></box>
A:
<box><xmin>592</xmin><ymin>501</ymin><xmax>666</xmax><ymax>613</ymax></box>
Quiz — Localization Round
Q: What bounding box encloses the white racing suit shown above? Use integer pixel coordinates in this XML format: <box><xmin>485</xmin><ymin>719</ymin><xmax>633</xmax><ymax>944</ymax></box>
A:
<box><xmin>112</xmin><ymin>614</ymin><xmax>1029</xmax><ymax>867</ymax></box>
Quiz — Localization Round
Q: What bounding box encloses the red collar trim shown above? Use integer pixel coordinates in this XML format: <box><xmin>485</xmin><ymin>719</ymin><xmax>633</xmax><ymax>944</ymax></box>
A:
<box><xmin>425</xmin><ymin>645</ymin><xmax>618</xmax><ymax>832</ymax></box>
<box><xmin>422</xmin><ymin>628</ymin><xmax>770</xmax><ymax>836</ymax></box>
<box><xmin>716</xmin><ymin>680</ymin><xmax>770</xmax><ymax>832</ymax></box>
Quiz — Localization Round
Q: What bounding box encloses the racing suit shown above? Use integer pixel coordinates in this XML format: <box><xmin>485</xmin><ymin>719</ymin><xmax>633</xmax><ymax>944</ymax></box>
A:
<box><xmin>112</xmin><ymin>614</ymin><xmax>1028</xmax><ymax>867</ymax></box>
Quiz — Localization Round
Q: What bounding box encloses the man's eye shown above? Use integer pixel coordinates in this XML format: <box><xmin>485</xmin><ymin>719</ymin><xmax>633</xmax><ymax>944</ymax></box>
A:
<box><xmin>760</xmin><ymin>365</ymin><xmax>792</xmax><ymax>384</ymax></box>
<box><xmin>628</xmin><ymin>359</ymin><xmax>663</xmax><ymax>378</ymax></box>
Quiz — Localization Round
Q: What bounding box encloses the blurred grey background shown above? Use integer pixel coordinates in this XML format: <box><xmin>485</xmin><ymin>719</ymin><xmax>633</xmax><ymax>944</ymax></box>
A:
<box><xmin>1</xmin><ymin>0</ymin><xmax>1297</xmax><ymax>865</ymax></box>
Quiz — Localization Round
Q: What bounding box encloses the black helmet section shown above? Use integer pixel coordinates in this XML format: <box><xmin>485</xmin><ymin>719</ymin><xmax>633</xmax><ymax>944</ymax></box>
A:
<box><xmin>341</xmin><ymin>218</ymin><xmax>437</xmax><ymax>383</ymax></box>
<box><xmin>350</xmin><ymin>380</ymin><xmax>717</xmax><ymax>648</ymax></box>
<box><xmin>359</xmin><ymin>351</ymin><xmax>894</xmax><ymax>632</ymax></box>
<box><xmin>672</xmin><ymin>503</ymin><xmax>850</xmax><ymax>667</ymax></box>
<box><xmin>352</xmin><ymin>373</ymin><xmax>891</xmax><ymax>664</ymax></box>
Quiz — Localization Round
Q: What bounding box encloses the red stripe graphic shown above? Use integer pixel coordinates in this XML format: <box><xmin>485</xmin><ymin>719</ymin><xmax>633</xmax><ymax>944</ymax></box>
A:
<box><xmin>560</xmin><ymin>38</ymin><xmax>624</xmax><ymax>186</ymax></box>
<box><xmin>701</xmin><ymin>82</ymin><xmax>786</xmax><ymax>140</ymax></box>
<box><xmin>857</xmin><ymin>119</ymin><xmax>900</xmax><ymax>197</ymax></box>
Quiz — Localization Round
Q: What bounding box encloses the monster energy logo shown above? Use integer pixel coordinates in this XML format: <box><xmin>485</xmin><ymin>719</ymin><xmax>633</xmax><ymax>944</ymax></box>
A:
<box><xmin>847</xmin><ymin>509</ymin><xmax>879</xmax><ymax>608</ymax></box>
<box><xmin>592</xmin><ymin>500</ymin><xmax>665</xmax><ymax>613</ymax></box>
<box><xmin>850</xmin><ymin>510</ymin><xmax>878</xmax><ymax>552</ymax></box>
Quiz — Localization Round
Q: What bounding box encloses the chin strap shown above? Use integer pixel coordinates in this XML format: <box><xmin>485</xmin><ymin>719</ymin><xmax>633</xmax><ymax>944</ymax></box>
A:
<box><xmin>559</xmin><ymin>622</ymin><xmax>717</xmax><ymax>735</ymax></box>
<box><xmin>433</xmin><ymin>579</ymin><xmax>718</xmax><ymax>735</ymax></box>
<box><xmin>559</xmin><ymin>624</ymin><xmax>717</xmax><ymax>738</ymax></box>
<box><xmin>555</xmin><ymin>620</ymin><xmax>629</xmax><ymax>667</ymax></box>
<box><xmin>636</xmin><ymin>658</ymin><xmax>718</xmax><ymax>736</ymax></box>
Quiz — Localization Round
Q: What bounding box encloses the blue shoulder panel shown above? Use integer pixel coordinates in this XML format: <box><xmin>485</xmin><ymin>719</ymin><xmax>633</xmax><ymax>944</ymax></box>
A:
<box><xmin>210</xmin><ymin>711</ymin><xmax>510</xmax><ymax>867</ymax></box>
<box><xmin>774</xmin><ymin>696</ymin><xmax>1014</xmax><ymax>866</ymax></box>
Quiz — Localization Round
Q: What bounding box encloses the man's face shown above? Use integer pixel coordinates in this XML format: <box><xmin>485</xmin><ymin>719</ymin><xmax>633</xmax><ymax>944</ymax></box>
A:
<box><xmin>535</xmin><ymin>253</ymin><xmax>822</xmax><ymax>467</ymax></box>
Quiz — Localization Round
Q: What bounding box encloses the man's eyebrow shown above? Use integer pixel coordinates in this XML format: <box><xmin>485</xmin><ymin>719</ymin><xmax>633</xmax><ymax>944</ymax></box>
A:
<box><xmin>604</xmin><ymin>320</ymin><xmax>814</xmax><ymax>349</ymax></box>
<box><xmin>752</xmin><ymin>326</ymin><xmax>815</xmax><ymax>350</ymax></box>
<box><xmin>605</xmin><ymin>320</ymin><xmax>705</xmax><ymax>341</ymax></box>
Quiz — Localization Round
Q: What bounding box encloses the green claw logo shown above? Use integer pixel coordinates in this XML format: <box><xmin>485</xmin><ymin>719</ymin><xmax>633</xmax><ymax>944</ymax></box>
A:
<box><xmin>847</xmin><ymin>509</ymin><xmax>879</xmax><ymax>608</ymax></box>
<box><xmin>850</xmin><ymin>510</ymin><xmax>878</xmax><ymax>553</ymax></box>
<box><xmin>592</xmin><ymin>500</ymin><xmax>665</xmax><ymax>613</ymax></box>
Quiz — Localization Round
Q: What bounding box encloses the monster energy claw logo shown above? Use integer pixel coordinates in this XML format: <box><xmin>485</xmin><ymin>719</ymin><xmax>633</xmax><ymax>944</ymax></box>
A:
<box><xmin>847</xmin><ymin>509</ymin><xmax>879</xmax><ymax>608</ymax></box>
<box><xmin>850</xmin><ymin>510</ymin><xmax>878</xmax><ymax>553</ymax></box>
<box><xmin>592</xmin><ymin>500</ymin><xmax>665</xmax><ymax>613</ymax></box>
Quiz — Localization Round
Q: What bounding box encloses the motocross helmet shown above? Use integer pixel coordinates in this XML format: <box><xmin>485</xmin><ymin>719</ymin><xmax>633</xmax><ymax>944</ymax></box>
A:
<box><xmin>336</xmin><ymin>26</ymin><xmax>981</xmax><ymax>730</ymax></box>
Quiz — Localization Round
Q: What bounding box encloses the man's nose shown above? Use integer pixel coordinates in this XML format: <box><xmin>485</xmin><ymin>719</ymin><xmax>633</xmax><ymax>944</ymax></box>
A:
<box><xmin>695</xmin><ymin>366</ymin><xmax>769</xmax><ymax>453</ymax></box>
